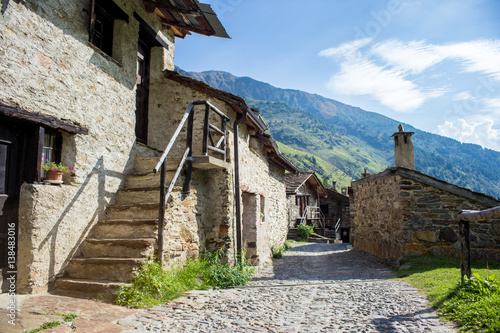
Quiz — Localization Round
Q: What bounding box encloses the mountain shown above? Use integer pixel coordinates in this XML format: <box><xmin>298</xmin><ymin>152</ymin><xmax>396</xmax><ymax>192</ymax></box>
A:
<box><xmin>177</xmin><ymin>68</ymin><xmax>500</xmax><ymax>199</ymax></box>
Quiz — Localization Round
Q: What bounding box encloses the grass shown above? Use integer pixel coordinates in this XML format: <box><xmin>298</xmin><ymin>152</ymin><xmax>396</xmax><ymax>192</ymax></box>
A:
<box><xmin>116</xmin><ymin>250</ymin><xmax>254</xmax><ymax>308</ymax></box>
<box><xmin>397</xmin><ymin>255</ymin><xmax>500</xmax><ymax>332</ymax></box>
<box><xmin>25</xmin><ymin>313</ymin><xmax>78</xmax><ymax>333</ymax></box>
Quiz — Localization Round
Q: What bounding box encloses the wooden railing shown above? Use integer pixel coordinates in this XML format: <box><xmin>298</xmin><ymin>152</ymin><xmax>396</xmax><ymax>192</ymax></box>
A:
<box><xmin>457</xmin><ymin>206</ymin><xmax>500</xmax><ymax>282</ymax></box>
<box><xmin>153</xmin><ymin>100</ymin><xmax>229</xmax><ymax>262</ymax></box>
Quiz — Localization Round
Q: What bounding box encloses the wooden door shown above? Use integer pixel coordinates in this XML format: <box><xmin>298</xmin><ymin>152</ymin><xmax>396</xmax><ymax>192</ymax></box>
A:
<box><xmin>135</xmin><ymin>41</ymin><xmax>150</xmax><ymax>144</ymax></box>
<box><xmin>0</xmin><ymin>120</ymin><xmax>23</xmax><ymax>270</ymax></box>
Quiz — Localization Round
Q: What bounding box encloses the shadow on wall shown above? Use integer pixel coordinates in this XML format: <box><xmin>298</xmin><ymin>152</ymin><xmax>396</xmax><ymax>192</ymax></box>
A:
<box><xmin>2</xmin><ymin>0</ymin><xmax>136</xmax><ymax>90</ymax></box>
<box><xmin>34</xmin><ymin>150</ymin><xmax>138</xmax><ymax>289</ymax></box>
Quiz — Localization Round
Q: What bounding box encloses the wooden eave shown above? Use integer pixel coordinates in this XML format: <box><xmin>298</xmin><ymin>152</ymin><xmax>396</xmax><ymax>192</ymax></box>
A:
<box><xmin>0</xmin><ymin>101</ymin><xmax>88</xmax><ymax>135</ymax></box>
<box><xmin>141</xmin><ymin>0</ymin><xmax>229</xmax><ymax>39</ymax></box>
<box><xmin>285</xmin><ymin>172</ymin><xmax>327</xmax><ymax>197</ymax></box>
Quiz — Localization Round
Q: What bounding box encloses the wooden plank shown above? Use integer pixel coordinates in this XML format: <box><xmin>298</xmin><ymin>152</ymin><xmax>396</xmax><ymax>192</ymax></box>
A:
<box><xmin>458</xmin><ymin>206</ymin><xmax>500</xmax><ymax>221</ymax></box>
<box><xmin>0</xmin><ymin>102</ymin><xmax>88</xmax><ymax>135</ymax></box>
<box><xmin>142</xmin><ymin>0</ymin><xmax>194</xmax><ymax>14</ymax></box>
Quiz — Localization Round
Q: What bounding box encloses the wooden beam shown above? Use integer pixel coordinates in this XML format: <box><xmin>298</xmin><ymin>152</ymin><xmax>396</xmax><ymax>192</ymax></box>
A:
<box><xmin>159</xmin><ymin>18</ymin><xmax>214</xmax><ymax>37</ymax></box>
<box><xmin>458</xmin><ymin>206</ymin><xmax>500</xmax><ymax>222</ymax></box>
<box><xmin>0</xmin><ymin>102</ymin><xmax>88</xmax><ymax>135</ymax></box>
<box><xmin>142</xmin><ymin>1</ymin><xmax>195</xmax><ymax>14</ymax></box>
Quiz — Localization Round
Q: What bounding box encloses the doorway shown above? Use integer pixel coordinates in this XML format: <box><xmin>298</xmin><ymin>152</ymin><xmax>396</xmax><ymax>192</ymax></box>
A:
<box><xmin>0</xmin><ymin>119</ymin><xmax>24</xmax><ymax>283</ymax></box>
<box><xmin>135</xmin><ymin>39</ymin><xmax>151</xmax><ymax>144</ymax></box>
<box><xmin>242</xmin><ymin>192</ymin><xmax>258</xmax><ymax>259</ymax></box>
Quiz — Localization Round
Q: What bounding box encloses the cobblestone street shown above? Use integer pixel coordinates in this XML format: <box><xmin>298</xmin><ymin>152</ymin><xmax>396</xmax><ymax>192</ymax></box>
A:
<box><xmin>120</xmin><ymin>243</ymin><xmax>457</xmax><ymax>333</ymax></box>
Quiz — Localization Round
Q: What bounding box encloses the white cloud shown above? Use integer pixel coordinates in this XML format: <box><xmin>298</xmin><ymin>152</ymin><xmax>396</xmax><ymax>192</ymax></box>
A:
<box><xmin>453</xmin><ymin>91</ymin><xmax>474</xmax><ymax>101</ymax></box>
<box><xmin>320</xmin><ymin>38</ymin><xmax>500</xmax><ymax>114</ymax></box>
<box><xmin>438</xmin><ymin>40</ymin><xmax>500</xmax><ymax>80</ymax></box>
<box><xmin>370</xmin><ymin>39</ymin><xmax>445</xmax><ymax>74</ymax></box>
<box><xmin>438</xmin><ymin>118</ymin><xmax>500</xmax><ymax>151</ymax></box>
<box><xmin>483</xmin><ymin>98</ymin><xmax>500</xmax><ymax>109</ymax></box>
<box><xmin>319</xmin><ymin>38</ymin><xmax>373</xmax><ymax>58</ymax></box>
<box><xmin>325</xmin><ymin>58</ymin><xmax>425</xmax><ymax>112</ymax></box>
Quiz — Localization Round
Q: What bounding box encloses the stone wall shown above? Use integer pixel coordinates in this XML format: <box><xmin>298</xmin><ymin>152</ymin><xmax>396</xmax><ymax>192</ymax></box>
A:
<box><xmin>0</xmin><ymin>0</ymin><xmax>175</xmax><ymax>292</ymax></box>
<box><xmin>351</xmin><ymin>175</ymin><xmax>404</xmax><ymax>259</ymax></box>
<box><xmin>148</xmin><ymin>78</ymin><xmax>290</xmax><ymax>263</ymax></box>
<box><xmin>351</xmin><ymin>169</ymin><xmax>500</xmax><ymax>262</ymax></box>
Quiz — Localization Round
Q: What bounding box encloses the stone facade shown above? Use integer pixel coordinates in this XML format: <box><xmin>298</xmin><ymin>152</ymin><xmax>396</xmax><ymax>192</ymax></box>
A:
<box><xmin>1</xmin><ymin>0</ymin><xmax>176</xmax><ymax>292</ymax></box>
<box><xmin>351</xmin><ymin>167</ymin><xmax>500</xmax><ymax>262</ymax></box>
<box><xmin>149</xmin><ymin>77</ymin><xmax>293</xmax><ymax>263</ymax></box>
<box><xmin>1</xmin><ymin>0</ymin><xmax>291</xmax><ymax>293</ymax></box>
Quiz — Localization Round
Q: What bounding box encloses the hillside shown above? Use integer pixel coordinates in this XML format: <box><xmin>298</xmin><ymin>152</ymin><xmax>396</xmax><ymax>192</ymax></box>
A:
<box><xmin>177</xmin><ymin>68</ymin><xmax>500</xmax><ymax>199</ymax></box>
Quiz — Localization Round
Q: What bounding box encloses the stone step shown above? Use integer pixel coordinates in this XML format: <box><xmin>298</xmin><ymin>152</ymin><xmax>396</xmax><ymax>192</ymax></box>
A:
<box><xmin>134</xmin><ymin>157</ymin><xmax>181</xmax><ymax>174</ymax></box>
<box><xmin>92</xmin><ymin>219</ymin><xmax>158</xmax><ymax>238</ymax></box>
<box><xmin>106</xmin><ymin>203</ymin><xmax>159</xmax><ymax>220</ymax></box>
<box><xmin>115</xmin><ymin>188</ymin><xmax>161</xmax><ymax>205</ymax></box>
<box><xmin>66</xmin><ymin>258</ymin><xmax>145</xmax><ymax>282</ymax></box>
<box><xmin>54</xmin><ymin>278</ymin><xmax>131</xmax><ymax>298</ymax></box>
<box><xmin>80</xmin><ymin>238</ymin><xmax>156</xmax><ymax>258</ymax></box>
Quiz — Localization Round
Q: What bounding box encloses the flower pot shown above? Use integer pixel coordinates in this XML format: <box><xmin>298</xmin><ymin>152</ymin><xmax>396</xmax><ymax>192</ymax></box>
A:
<box><xmin>45</xmin><ymin>171</ymin><xmax>64</xmax><ymax>182</ymax></box>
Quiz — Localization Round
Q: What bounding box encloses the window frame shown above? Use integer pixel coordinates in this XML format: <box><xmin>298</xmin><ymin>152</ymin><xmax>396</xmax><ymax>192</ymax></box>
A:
<box><xmin>89</xmin><ymin>0</ymin><xmax>129</xmax><ymax>58</ymax></box>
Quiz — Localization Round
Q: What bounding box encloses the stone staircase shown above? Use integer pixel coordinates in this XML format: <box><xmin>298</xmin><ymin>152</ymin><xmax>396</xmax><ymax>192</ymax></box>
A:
<box><xmin>54</xmin><ymin>157</ymin><xmax>180</xmax><ymax>299</ymax></box>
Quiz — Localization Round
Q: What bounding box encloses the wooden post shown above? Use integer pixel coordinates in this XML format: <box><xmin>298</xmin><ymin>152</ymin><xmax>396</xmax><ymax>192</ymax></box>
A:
<box><xmin>157</xmin><ymin>161</ymin><xmax>166</xmax><ymax>263</ymax></box>
<box><xmin>457</xmin><ymin>206</ymin><xmax>500</xmax><ymax>283</ymax></box>
<box><xmin>459</xmin><ymin>220</ymin><xmax>471</xmax><ymax>283</ymax></box>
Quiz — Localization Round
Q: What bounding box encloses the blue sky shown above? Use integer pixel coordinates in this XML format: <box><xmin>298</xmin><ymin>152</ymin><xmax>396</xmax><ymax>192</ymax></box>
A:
<box><xmin>175</xmin><ymin>0</ymin><xmax>500</xmax><ymax>152</ymax></box>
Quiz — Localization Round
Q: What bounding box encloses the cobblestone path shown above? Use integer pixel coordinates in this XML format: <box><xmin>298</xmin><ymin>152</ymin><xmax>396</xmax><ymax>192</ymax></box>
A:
<box><xmin>120</xmin><ymin>243</ymin><xmax>457</xmax><ymax>333</ymax></box>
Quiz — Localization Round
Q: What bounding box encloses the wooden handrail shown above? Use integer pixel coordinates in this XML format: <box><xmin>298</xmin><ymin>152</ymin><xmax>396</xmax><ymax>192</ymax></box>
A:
<box><xmin>154</xmin><ymin>100</ymin><xmax>229</xmax><ymax>263</ymax></box>
<box><xmin>154</xmin><ymin>103</ymin><xmax>195</xmax><ymax>174</ymax></box>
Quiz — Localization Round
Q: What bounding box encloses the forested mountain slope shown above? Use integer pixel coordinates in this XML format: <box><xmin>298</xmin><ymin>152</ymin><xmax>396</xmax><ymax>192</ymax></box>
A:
<box><xmin>177</xmin><ymin>68</ymin><xmax>500</xmax><ymax>199</ymax></box>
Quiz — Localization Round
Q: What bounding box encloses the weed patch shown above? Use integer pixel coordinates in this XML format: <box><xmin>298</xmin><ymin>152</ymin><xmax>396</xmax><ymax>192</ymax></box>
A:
<box><xmin>116</xmin><ymin>250</ymin><xmax>254</xmax><ymax>308</ymax></box>
<box><xmin>272</xmin><ymin>241</ymin><xmax>292</xmax><ymax>259</ymax></box>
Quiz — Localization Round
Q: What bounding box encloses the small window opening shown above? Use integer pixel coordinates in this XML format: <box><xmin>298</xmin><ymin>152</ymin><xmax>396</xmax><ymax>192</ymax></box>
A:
<box><xmin>394</xmin><ymin>136</ymin><xmax>399</xmax><ymax>146</ymax></box>
<box><xmin>41</xmin><ymin>131</ymin><xmax>62</xmax><ymax>179</ymax></box>
<box><xmin>260</xmin><ymin>194</ymin><xmax>265</xmax><ymax>223</ymax></box>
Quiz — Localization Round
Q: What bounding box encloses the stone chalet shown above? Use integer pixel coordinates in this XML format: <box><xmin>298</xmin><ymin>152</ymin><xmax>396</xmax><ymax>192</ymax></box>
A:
<box><xmin>350</xmin><ymin>126</ymin><xmax>500</xmax><ymax>262</ymax></box>
<box><xmin>320</xmin><ymin>185</ymin><xmax>350</xmax><ymax>242</ymax></box>
<box><xmin>0</xmin><ymin>0</ymin><xmax>298</xmax><ymax>298</ymax></box>
<box><xmin>285</xmin><ymin>172</ymin><xmax>327</xmax><ymax>228</ymax></box>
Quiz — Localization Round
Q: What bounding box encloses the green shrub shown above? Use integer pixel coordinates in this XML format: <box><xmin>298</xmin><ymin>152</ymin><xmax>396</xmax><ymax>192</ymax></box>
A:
<box><xmin>297</xmin><ymin>224</ymin><xmax>314</xmax><ymax>240</ymax></box>
<box><xmin>116</xmin><ymin>258</ymin><xmax>207</xmax><ymax>308</ymax></box>
<box><xmin>204</xmin><ymin>249</ymin><xmax>254</xmax><ymax>288</ymax></box>
<box><xmin>272</xmin><ymin>241</ymin><xmax>292</xmax><ymax>259</ymax></box>
<box><xmin>116</xmin><ymin>250</ymin><xmax>255</xmax><ymax>308</ymax></box>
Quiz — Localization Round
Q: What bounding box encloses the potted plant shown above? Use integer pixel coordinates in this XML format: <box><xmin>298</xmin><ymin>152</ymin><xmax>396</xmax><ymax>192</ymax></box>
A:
<box><xmin>41</xmin><ymin>157</ymin><xmax>73</xmax><ymax>182</ymax></box>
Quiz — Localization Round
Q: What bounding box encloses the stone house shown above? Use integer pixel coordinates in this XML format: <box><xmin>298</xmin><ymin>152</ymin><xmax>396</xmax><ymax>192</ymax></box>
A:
<box><xmin>285</xmin><ymin>172</ymin><xmax>327</xmax><ymax>228</ymax></box>
<box><xmin>0</xmin><ymin>0</ymin><xmax>296</xmax><ymax>297</ymax></box>
<box><xmin>350</xmin><ymin>126</ymin><xmax>500</xmax><ymax>262</ymax></box>
<box><xmin>320</xmin><ymin>185</ymin><xmax>350</xmax><ymax>242</ymax></box>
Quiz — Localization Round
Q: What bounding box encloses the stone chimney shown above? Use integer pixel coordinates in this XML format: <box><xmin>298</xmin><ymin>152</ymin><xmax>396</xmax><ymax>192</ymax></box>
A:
<box><xmin>391</xmin><ymin>124</ymin><xmax>415</xmax><ymax>169</ymax></box>
<box><xmin>331</xmin><ymin>181</ymin><xmax>336</xmax><ymax>191</ymax></box>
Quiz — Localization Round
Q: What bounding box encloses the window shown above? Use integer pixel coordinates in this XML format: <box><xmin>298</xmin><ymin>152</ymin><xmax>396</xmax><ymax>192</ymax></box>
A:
<box><xmin>90</xmin><ymin>6</ymin><xmax>114</xmax><ymax>56</ymax></box>
<box><xmin>260</xmin><ymin>195</ymin><xmax>265</xmax><ymax>223</ymax></box>
<box><xmin>89</xmin><ymin>0</ymin><xmax>129</xmax><ymax>57</ymax></box>
<box><xmin>41</xmin><ymin>131</ymin><xmax>62</xmax><ymax>179</ymax></box>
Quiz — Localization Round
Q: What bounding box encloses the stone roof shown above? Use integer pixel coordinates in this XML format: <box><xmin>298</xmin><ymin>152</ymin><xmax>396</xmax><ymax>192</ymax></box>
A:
<box><xmin>352</xmin><ymin>166</ymin><xmax>500</xmax><ymax>207</ymax></box>
<box><xmin>284</xmin><ymin>172</ymin><xmax>327</xmax><ymax>196</ymax></box>
<box><xmin>324</xmin><ymin>187</ymin><xmax>350</xmax><ymax>202</ymax></box>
